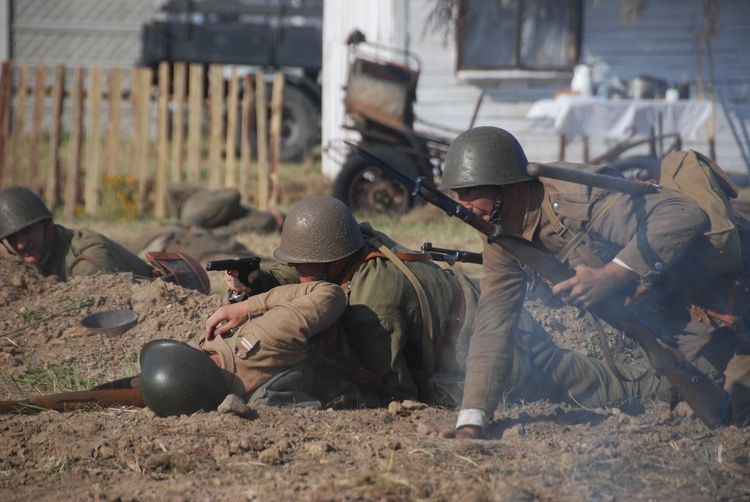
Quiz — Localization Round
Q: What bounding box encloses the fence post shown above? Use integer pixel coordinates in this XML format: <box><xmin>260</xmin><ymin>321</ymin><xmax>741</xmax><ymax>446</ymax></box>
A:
<box><xmin>225</xmin><ymin>68</ymin><xmax>239</xmax><ymax>188</ymax></box>
<box><xmin>208</xmin><ymin>64</ymin><xmax>223</xmax><ymax>189</ymax></box>
<box><xmin>239</xmin><ymin>73</ymin><xmax>254</xmax><ymax>205</ymax></box>
<box><xmin>0</xmin><ymin>61</ymin><xmax>12</xmax><ymax>186</ymax></box>
<box><xmin>171</xmin><ymin>62</ymin><xmax>186</xmax><ymax>183</ymax></box>
<box><xmin>255</xmin><ymin>70</ymin><xmax>268</xmax><ymax>210</ymax></box>
<box><xmin>29</xmin><ymin>65</ymin><xmax>47</xmax><ymax>193</ymax></box>
<box><xmin>187</xmin><ymin>63</ymin><xmax>203</xmax><ymax>184</ymax></box>
<box><xmin>84</xmin><ymin>66</ymin><xmax>103</xmax><ymax>215</ymax></box>
<box><xmin>155</xmin><ymin>61</ymin><xmax>170</xmax><ymax>219</ymax></box>
<box><xmin>11</xmin><ymin>64</ymin><xmax>28</xmax><ymax>186</ymax></box>
<box><xmin>104</xmin><ymin>68</ymin><xmax>122</xmax><ymax>176</ymax></box>
<box><xmin>269</xmin><ymin>72</ymin><xmax>284</xmax><ymax>209</ymax></box>
<box><xmin>64</xmin><ymin>67</ymin><xmax>84</xmax><ymax>220</ymax></box>
<box><xmin>45</xmin><ymin>65</ymin><xmax>65</xmax><ymax>210</ymax></box>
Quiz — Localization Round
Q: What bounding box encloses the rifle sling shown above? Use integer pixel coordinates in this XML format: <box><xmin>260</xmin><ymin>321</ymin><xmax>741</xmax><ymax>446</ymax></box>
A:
<box><xmin>341</xmin><ymin>243</ymin><xmax>437</xmax><ymax>373</ymax></box>
<box><xmin>583</xmin><ymin>310</ymin><xmax>654</xmax><ymax>382</ymax></box>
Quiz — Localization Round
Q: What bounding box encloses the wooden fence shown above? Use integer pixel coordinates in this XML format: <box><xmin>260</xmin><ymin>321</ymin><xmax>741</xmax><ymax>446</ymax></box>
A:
<box><xmin>0</xmin><ymin>61</ymin><xmax>286</xmax><ymax>220</ymax></box>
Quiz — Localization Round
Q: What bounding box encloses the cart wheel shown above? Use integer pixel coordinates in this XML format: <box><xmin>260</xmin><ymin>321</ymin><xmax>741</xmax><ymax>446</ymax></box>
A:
<box><xmin>609</xmin><ymin>155</ymin><xmax>661</xmax><ymax>181</ymax></box>
<box><xmin>333</xmin><ymin>146</ymin><xmax>421</xmax><ymax>215</ymax></box>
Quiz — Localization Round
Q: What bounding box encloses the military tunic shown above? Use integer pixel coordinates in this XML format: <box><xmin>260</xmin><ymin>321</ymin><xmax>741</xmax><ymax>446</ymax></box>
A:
<box><xmin>461</xmin><ymin>165</ymin><xmax>750</xmax><ymax>426</ymax></box>
<box><xmin>40</xmin><ymin>225</ymin><xmax>154</xmax><ymax>280</ymax></box>
<box><xmin>253</xmin><ymin>221</ymin><xmax>671</xmax><ymax>409</ymax></box>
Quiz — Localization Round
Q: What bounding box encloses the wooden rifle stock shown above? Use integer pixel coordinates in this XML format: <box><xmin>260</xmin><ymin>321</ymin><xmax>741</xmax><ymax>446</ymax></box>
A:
<box><xmin>348</xmin><ymin>141</ymin><xmax>731</xmax><ymax>429</ymax></box>
<box><xmin>0</xmin><ymin>387</ymin><xmax>146</xmax><ymax>414</ymax></box>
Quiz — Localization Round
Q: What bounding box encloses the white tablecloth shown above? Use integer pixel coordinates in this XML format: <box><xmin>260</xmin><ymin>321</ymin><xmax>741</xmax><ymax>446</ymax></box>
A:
<box><xmin>527</xmin><ymin>95</ymin><xmax>712</xmax><ymax>141</ymax></box>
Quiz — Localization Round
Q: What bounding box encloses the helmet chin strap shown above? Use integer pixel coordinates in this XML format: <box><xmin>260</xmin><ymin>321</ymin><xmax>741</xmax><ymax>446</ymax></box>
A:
<box><xmin>490</xmin><ymin>193</ymin><xmax>504</xmax><ymax>222</ymax></box>
<box><xmin>37</xmin><ymin>219</ymin><xmax>54</xmax><ymax>265</ymax></box>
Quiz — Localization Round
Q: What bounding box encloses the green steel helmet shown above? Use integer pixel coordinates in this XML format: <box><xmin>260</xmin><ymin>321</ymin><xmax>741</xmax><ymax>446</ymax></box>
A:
<box><xmin>0</xmin><ymin>186</ymin><xmax>54</xmax><ymax>240</ymax></box>
<box><xmin>273</xmin><ymin>196</ymin><xmax>364</xmax><ymax>263</ymax></box>
<box><xmin>139</xmin><ymin>339</ymin><xmax>227</xmax><ymax>417</ymax></box>
<box><xmin>440</xmin><ymin>126</ymin><xmax>533</xmax><ymax>191</ymax></box>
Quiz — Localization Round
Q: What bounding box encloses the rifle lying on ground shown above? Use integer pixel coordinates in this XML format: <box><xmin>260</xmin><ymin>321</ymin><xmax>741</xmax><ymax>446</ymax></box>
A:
<box><xmin>0</xmin><ymin>376</ymin><xmax>144</xmax><ymax>414</ymax></box>
<box><xmin>346</xmin><ymin>141</ymin><xmax>732</xmax><ymax>429</ymax></box>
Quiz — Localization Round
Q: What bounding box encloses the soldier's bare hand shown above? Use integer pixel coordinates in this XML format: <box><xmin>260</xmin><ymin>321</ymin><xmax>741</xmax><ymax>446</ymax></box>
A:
<box><xmin>551</xmin><ymin>262</ymin><xmax>637</xmax><ymax>309</ymax></box>
<box><xmin>437</xmin><ymin>425</ymin><xmax>481</xmax><ymax>440</ymax></box>
<box><xmin>223</xmin><ymin>268</ymin><xmax>259</xmax><ymax>294</ymax></box>
<box><xmin>205</xmin><ymin>302</ymin><xmax>249</xmax><ymax>341</ymax></box>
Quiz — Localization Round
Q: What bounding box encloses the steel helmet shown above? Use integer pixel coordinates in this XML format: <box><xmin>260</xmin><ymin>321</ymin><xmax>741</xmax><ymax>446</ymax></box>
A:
<box><xmin>0</xmin><ymin>186</ymin><xmax>53</xmax><ymax>240</ymax></box>
<box><xmin>273</xmin><ymin>196</ymin><xmax>364</xmax><ymax>263</ymax></box>
<box><xmin>440</xmin><ymin>126</ymin><xmax>533</xmax><ymax>191</ymax></box>
<box><xmin>139</xmin><ymin>339</ymin><xmax>227</xmax><ymax>417</ymax></box>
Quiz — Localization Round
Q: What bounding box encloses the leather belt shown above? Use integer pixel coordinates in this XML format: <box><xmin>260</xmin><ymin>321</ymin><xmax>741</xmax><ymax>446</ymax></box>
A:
<box><xmin>437</xmin><ymin>271</ymin><xmax>466</xmax><ymax>358</ymax></box>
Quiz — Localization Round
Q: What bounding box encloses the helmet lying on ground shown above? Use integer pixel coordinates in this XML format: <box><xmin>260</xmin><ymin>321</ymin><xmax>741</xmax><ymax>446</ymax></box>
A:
<box><xmin>140</xmin><ymin>339</ymin><xmax>228</xmax><ymax>417</ymax></box>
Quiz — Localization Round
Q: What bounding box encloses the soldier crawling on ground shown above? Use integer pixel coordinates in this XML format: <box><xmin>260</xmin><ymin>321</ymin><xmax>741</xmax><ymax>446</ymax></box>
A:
<box><xmin>189</xmin><ymin>196</ymin><xmax>672</xmax><ymax>414</ymax></box>
<box><xmin>430</xmin><ymin>127</ymin><xmax>750</xmax><ymax>439</ymax></box>
<box><xmin>0</xmin><ymin>186</ymin><xmax>154</xmax><ymax>281</ymax></box>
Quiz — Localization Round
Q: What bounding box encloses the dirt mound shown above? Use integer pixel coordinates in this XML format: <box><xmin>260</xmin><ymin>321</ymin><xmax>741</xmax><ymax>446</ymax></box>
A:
<box><xmin>0</xmin><ymin>248</ymin><xmax>748</xmax><ymax>500</ymax></box>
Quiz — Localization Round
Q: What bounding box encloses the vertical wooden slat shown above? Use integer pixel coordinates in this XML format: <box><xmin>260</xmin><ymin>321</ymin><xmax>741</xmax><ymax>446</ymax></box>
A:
<box><xmin>255</xmin><ymin>71</ymin><xmax>268</xmax><ymax>210</ymax></box>
<box><xmin>11</xmin><ymin>64</ymin><xmax>29</xmax><ymax>186</ymax></box>
<box><xmin>171</xmin><ymin>62</ymin><xmax>186</xmax><ymax>183</ymax></box>
<box><xmin>239</xmin><ymin>74</ymin><xmax>254</xmax><ymax>205</ymax></box>
<box><xmin>187</xmin><ymin>63</ymin><xmax>203</xmax><ymax>184</ymax></box>
<box><xmin>208</xmin><ymin>64</ymin><xmax>223</xmax><ymax>189</ymax></box>
<box><xmin>104</xmin><ymin>68</ymin><xmax>122</xmax><ymax>176</ymax></box>
<box><xmin>29</xmin><ymin>65</ymin><xmax>47</xmax><ymax>193</ymax></box>
<box><xmin>84</xmin><ymin>67</ymin><xmax>103</xmax><ymax>215</ymax></box>
<box><xmin>268</xmin><ymin>72</ymin><xmax>284</xmax><ymax>209</ymax></box>
<box><xmin>46</xmin><ymin>65</ymin><xmax>65</xmax><ymax>209</ymax></box>
<box><xmin>136</xmin><ymin>68</ymin><xmax>152</xmax><ymax>211</ymax></box>
<box><xmin>154</xmin><ymin>61</ymin><xmax>170</xmax><ymax>219</ymax></box>
<box><xmin>225</xmin><ymin>68</ymin><xmax>239</xmax><ymax>188</ymax></box>
<box><xmin>0</xmin><ymin>61</ymin><xmax>10</xmax><ymax>186</ymax></box>
<box><xmin>64</xmin><ymin>67</ymin><xmax>84</xmax><ymax>220</ymax></box>
<box><xmin>129</xmin><ymin>67</ymin><xmax>141</xmax><ymax>180</ymax></box>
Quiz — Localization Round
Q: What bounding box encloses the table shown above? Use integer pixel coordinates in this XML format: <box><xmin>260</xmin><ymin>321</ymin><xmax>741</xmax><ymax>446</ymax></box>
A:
<box><xmin>527</xmin><ymin>95</ymin><xmax>712</xmax><ymax>162</ymax></box>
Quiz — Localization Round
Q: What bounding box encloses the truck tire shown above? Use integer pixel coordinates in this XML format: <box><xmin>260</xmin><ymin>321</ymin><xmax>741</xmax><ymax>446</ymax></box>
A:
<box><xmin>333</xmin><ymin>145</ymin><xmax>421</xmax><ymax>215</ymax></box>
<box><xmin>236</xmin><ymin>83</ymin><xmax>319</xmax><ymax>162</ymax></box>
<box><xmin>279</xmin><ymin>84</ymin><xmax>319</xmax><ymax>162</ymax></box>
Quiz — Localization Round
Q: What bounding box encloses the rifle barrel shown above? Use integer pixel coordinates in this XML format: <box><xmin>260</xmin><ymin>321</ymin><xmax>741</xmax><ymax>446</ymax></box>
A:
<box><xmin>527</xmin><ymin>162</ymin><xmax>658</xmax><ymax>196</ymax></box>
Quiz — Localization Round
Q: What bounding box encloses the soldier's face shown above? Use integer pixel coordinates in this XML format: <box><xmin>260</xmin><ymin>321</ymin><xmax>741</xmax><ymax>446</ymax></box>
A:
<box><xmin>291</xmin><ymin>262</ymin><xmax>328</xmax><ymax>283</ymax></box>
<box><xmin>6</xmin><ymin>220</ymin><xmax>51</xmax><ymax>264</ymax></box>
<box><xmin>454</xmin><ymin>185</ymin><xmax>503</xmax><ymax>221</ymax></box>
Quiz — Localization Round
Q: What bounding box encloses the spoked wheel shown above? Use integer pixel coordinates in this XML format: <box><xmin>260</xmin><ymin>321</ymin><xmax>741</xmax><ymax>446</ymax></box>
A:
<box><xmin>333</xmin><ymin>145</ymin><xmax>421</xmax><ymax>215</ymax></box>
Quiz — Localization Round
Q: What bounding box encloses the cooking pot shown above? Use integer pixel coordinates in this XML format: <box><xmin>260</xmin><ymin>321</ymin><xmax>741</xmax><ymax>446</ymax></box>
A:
<box><xmin>627</xmin><ymin>76</ymin><xmax>668</xmax><ymax>99</ymax></box>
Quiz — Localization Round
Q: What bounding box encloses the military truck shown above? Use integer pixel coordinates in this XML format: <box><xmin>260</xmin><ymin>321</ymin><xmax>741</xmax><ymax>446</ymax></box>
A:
<box><xmin>139</xmin><ymin>0</ymin><xmax>322</xmax><ymax>162</ymax></box>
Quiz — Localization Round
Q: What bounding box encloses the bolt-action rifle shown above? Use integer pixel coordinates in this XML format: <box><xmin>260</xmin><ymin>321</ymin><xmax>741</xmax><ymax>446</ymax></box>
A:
<box><xmin>0</xmin><ymin>376</ymin><xmax>145</xmax><ymax>414</ymax></box>
<box><xmin>346</xmin><ymin>141</ymin><xmax>731</xmax><ymax>429</ymax></box>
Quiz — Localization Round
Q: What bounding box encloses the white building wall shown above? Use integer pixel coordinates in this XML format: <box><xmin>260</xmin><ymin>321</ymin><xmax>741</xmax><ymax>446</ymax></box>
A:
<box><xmin>0</xmin><ymin>0</ymin><xmax>9</xmax><ymax>61</ymax></box>
<box><xmin>321</xmin><ymin>0</ymin><xmax>407</xmax><ymax>178</ymax></box>
<box><xmin>398</xmin><ymin>0</ymin><xmax>750</xmax><ymax>173</ymax></box>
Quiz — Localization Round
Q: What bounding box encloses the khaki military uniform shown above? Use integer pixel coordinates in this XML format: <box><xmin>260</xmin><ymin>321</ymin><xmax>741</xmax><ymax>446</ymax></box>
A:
<box><xmin>40</xmin><ymin>225</ymin><xmax>154</xmax><ymax>280</ymax></box>
<box><xmin>204</xmin><ymin>282</ymin><xmax>349</xmax><ymax>400</ymax></box>
<box><xmin>462</xmin><ymin>168</ymin><xmax>750</xmax><ymax>425</ymax></box>
<box><xmin>252</xmin><ymin>222</ymin><xmax>671</xmax><ymax>409</ymax></box>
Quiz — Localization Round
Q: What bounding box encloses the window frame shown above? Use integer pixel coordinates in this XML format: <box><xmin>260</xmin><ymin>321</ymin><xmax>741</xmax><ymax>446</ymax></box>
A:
<box><xmin>455</xmin><ymin>0</ymin><xmax>583</xmax><ymax>77</ymax></box>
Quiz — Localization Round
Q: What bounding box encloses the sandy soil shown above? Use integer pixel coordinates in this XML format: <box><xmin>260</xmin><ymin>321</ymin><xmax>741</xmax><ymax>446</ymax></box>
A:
<box><xmin>1</xmin><ymin>237</ymin><xmax>749</xmax><ymax>502</ymax></box>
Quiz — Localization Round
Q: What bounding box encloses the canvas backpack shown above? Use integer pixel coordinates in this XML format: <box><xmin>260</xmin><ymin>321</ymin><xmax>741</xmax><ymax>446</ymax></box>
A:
<box><xmin>658</xmin><ymin>150</ymin><xmax>742</xmax><ymax>275</ymax></box>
